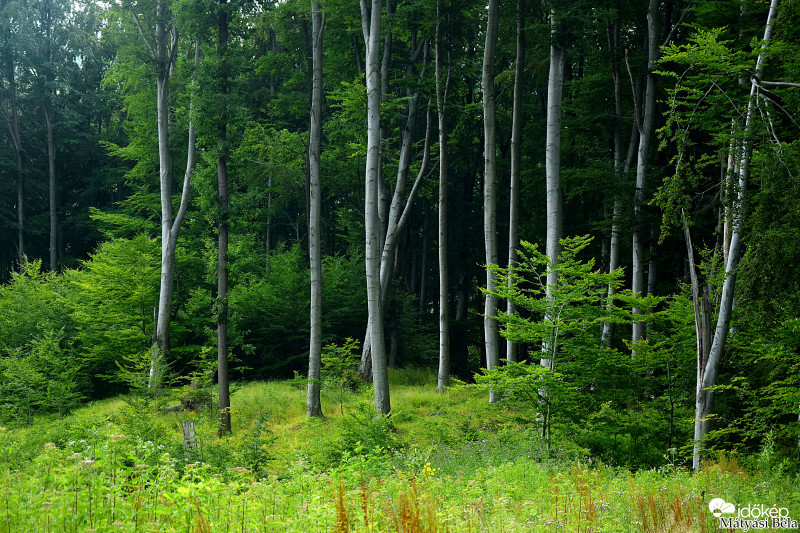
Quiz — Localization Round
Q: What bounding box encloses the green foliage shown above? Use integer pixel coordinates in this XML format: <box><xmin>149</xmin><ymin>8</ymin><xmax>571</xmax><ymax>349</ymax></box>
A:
<box><xmin>488</xmin><ymin>235</ymin><xmax>627</xmax><ymax>356</ymax></box>
<box><xmin>0</xmin><ymin>327</ymin><xmax>84</xmax><ymax>425</ymax></box>
<box><xmin>321</xmin><ymin>337</ymin><xmax>361</xmax><ymax>415</ymax></box>
<box><xmin>314</xmin><ymin>403</ymin><xmax>402</xmax><ymax>470</ymax></box>
<box><xmin>0</xmin><ymin>261</ymin><xmax>73</xmax><ymax>354</ymax></box>
<box><xmin>67</xmin><ymin>235</ymin><xmax>160</xmax><ymax>395</ymax></box>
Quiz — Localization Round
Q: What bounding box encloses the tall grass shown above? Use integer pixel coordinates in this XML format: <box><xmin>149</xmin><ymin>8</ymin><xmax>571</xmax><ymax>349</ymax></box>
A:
<box><xmin>0</xmin><ymin>369</ymin><xmax>797</xmax><ymax>532</ymax></box>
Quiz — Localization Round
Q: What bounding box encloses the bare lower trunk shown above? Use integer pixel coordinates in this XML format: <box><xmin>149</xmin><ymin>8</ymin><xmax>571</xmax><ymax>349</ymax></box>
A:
<box><xmin>506</xmin><ymin>0</ymin><xmax>524</xmax><ymax>363</ymax></box>
<box><xmin>15</xmin><ymin>149</ymin><xmax>24</xmax><ymax>270</ymax></box>
<box><xmin>217</xmin><ymin>5</ymin><xmax>232</xmax><ymax>437</ymax></box>
<box><xmin>602</xmin><ymin>12</ymin><xmax>638</xmax><ymax>345</ymax></box>
<box><xmin>436</xmin><ymin>3</ymin><xmax>450</xmax><ymax>393</ymax></box>
<box><xmin>307</xmin><ymin>0</ymin><xmax>324</xmax><ymax>419</ymax></box>
<box><xmin>46</xmin><ymin>109</ymin><xmax>57</xmax><ymax>271</ymax></box>
<box><xmin>482</xmin><ymin>0</ymin><xmax>500</xmax><ymax>402</ymax></box>
<box><xmin>149</xmin><ymin>31</ymin><xmax>199</xmax><ymax>390</ymax></box>
<box><xmin>361</xmin><ymin>0</ymin><xmax>390</xmax><ymax>416</ymax></box>
<box><xmin>542</xmin><ymin>25</ymin><xmax>565</xmax><ymax>370</ymax></box>
<box><xmin>693</xmin><ymin>0</ymin><xmax>780</xmax><ymax>471</ymax></box>
<box><xmin>632</xmin><ymin>0</ymin><xmax>659</xmax><ymax>351</ymax></box>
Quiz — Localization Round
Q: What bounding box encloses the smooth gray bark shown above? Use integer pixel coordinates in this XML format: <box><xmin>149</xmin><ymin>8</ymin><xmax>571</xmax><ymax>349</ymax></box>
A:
<box><xmin>506</xmin><ymin>0</ymin><xmax>524</xmax><ymax>363</ymax></box>
<box><xmin>359</xmin><ymin>42</ymin><xmax>432</xmax><ymax>379</ymax></box>
<box><xmin>436</xmin><ymin>2</ymin><xmax>451</xmax><ymax>392</ymax></box>
<box><xmin>307</xmin><ymin>0</ymin><xmax>324</xmax><ymax>419</ymax></box>
<box><xmin>361</xmin><ymin>0</ymin><xmax>390</xmax><ymax>416</ymax></box>
<box><xmin>482</xmin><ymin>0</ymin><xmax>500</xmax><ymax>402</ymax></box>
<box><xmin>140</xmin><ymin>1</ymin><xmax>198</xmax><ymax>388</ymax></box>
<box><xmin>631</xmin><ymin>0</ymin><xmax>659</xmax><ymax>351</ymax></box>
<box><xmin>542</xmin><ymin>18</ymin><xmax>565</xmax><ymax>370</ymax></box>
<box><xmin>693</xmin><ymin>0</ymin><xmax>780</xmax><ymax>471</ymax></box>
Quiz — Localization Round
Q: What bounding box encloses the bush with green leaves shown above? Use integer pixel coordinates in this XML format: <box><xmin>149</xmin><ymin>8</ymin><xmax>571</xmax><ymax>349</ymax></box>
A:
<box><xmin>481</xmin><ymin>236</ymin><xmax>693</xmax><ymax>467</ymax></box>
<box><xmin>321</xmin><ymin>337</ymin><xmax>362</xmax><ymax>415</ymax></box>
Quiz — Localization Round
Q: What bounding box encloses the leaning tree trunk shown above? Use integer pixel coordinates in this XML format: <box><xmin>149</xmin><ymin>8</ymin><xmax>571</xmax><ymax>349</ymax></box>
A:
<box><xmin>693</xmin><ymin>0</ymin><xmax>780</xmax><ymax>471</ymax></box>
<box><xmin>506</xmin><ymin>0</ymin><xmax>525</xmax><ymax>363</ymax></box>
<box><xmin>542</xmin><ymin>13</ymin><xmax>565</xmax><ymax>370</ymax></box>
<box><xmin>361</xmin><ymin>0</ymin><xmax>390</xmax><ymax>416</ymax></box>
<box><xmin>307</xmin><ymin>0</ymin><xmax>325</xmax><ymax>419</ymax></box>
<box><xmin>631</xmin><ymin>0</ymin><xmax>659</xmax><ymax>352</ymax></box>
<box><xmin>482</xmin><ymin>0</ymin><xmax>500</xmax><ymax>402</ymax></box>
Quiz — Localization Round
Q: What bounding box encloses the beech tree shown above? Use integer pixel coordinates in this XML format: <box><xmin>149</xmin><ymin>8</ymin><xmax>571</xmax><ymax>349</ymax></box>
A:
<box><xmin>307</xmin><ymin>0</ymin><xmax>324</xmax><ymax>419</ymax></box>
<box><xmin>542</xmin><ymin>5</ymin><xmax>565</xmax><ymax>370</ymax></box>
<box><xmin>482</xmin><ymin>0</ymin><xmax>499</xmax><ymax>401</ymax></box>
<box><xmin>505</xmin><ymin>0</ymin><xmax>524</xmax><ymax>364</ymax></box>
<box><xmin>360</xmin><ymin>0</ymin><xmax>390</xmax><ymax>416</ymax></box>
<box><xmin>435</xmin><ymin>0</ymin><xmax>450</xmax><ymax>393</ymax></box>
<box><xmin>631</xmin><ymin>0</ymin><xmax>659</xmax><ymax>351</ymax></box>
<box><xmin>125</xmin><ymin>0</ymin><xmax>200</xmax><ymax>388</ymax></box>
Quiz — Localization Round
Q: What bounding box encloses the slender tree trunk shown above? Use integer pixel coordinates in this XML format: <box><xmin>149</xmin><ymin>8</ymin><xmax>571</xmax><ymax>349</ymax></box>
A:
<box><xmin>482</xmin><ymin>0</ymin><xmax>500</xmax><ymax>402</ymax></box>
<box><xmin>15</xmin><ymin>146</ymin><xmax>24</xmax><ymax>271</ymax></box>
<box><xmin>361</xmin><ymin>0</ymin><xmax>390</xmax><ymax>416</ymax></box>
<box><xmin>693</xmin><ymin>0</ymin><xmax>780</xmax><ymax>471</ymax></box>
<box><xmin>307</xmin><ymin>0</ymin><xmax>325</xmax><ymax>419</ymax></box>
<box><xmin>506</xmin><ymin>0</ymin><xmax>525</xmax><ymax>363</ymax></box>
<box><xmin>3</xmin><ymin>78</ymin><xmax>24</xmax><ymax>269</ymax></box>
<box><xmin>146</xmin><ymin>8</ymin><xmax>199</xmax><ymax>388</ymax></box>
<box><xmin>359</xmin><ymin>45</ymin><xmax>433</xmax><ymax>379</ymax></box>
<box><xmin>631</xmin><ymin>0</ymin><xmax>659</xmax><ymax>351</ymax></box>
<box><xmin>46</xmin><ymin>109</ymin><xmax>57</xmax><ymax>271</ymax></box>
<box><xmin>436</xmin><ymin>2</ymin><xmax>451</xmax><ymax>392</ymax></box>
<box><xmin>542</xmin><ymin>13</ymin><xmax>565</xmax><ymax>370</ymax></box>
<box><xmin>216</xmin><ymin>2</ymin><xmax>232</xmax><ymax>437</ymax></box>
<box><xmin>602</xmin><ymin>9</ymin><xmax>637</xmax><ymax>345</ymax></box>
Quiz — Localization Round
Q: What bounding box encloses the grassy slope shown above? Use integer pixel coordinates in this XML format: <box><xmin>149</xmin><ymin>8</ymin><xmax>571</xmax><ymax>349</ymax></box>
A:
<box><xmin>1</xmin><ymin>369</ymin><xmax>798</xmax><ymax>532</ymax></box>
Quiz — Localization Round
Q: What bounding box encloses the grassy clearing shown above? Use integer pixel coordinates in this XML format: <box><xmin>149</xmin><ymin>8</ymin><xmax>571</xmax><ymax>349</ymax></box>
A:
<box><xmin>1</xmin><ymin>369</ymin><xmax>798</xmax><ymax>532</ymax></box>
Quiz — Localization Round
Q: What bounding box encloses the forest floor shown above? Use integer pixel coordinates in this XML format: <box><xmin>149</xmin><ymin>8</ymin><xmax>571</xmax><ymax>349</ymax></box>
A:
<box><xmin>1</xmin><ymin>369</ymin><xmax>798</xmax><ymax>532</ymax></box>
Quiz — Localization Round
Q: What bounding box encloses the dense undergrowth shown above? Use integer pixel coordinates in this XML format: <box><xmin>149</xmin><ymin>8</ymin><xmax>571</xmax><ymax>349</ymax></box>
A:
<box><xmin>1</xmin><ymin>369</ymin><xmax>798</xmax><ymax>532</ymax></box>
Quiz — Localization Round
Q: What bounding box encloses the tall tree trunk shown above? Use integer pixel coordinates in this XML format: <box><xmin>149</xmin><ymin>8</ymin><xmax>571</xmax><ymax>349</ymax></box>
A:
<box><xmin>143</xmin><ymin>1</ymin><xmax>198</xmax><ymax>389</ymax></box>
<box><xmin>631</xmin><ymin>0</ymin><xmax>659</xmax><ymax>352</ymax></box>
<box><xmin>482</xmin><ymin>0</ymin><xmax>500</xmax><ymax>402</ymax></box>
<box><xmin>506</xmin><ymin>0</ymin><xmax>525</xmax><ymax>363</ymax></box>
<box><xmin>307</xmin><ymin>0</ymin><xmax>325</xmax><ymax>419</ymax></box>
<box><xmin>3</xmin><ymin>57</ymin><xmax>24</xmax><ymax>270</ymax></box>
<box><xmin>361</xmin><ymin>0</ymin><xmax>390</xmax><ymax>416</ymax></box>
<box><xmin>46</xmin><ymin>109</ymin><xmax>57</xmax><ymax>271</ymax></box>
<box><xmin>693</xmin><ymin>0</ymin><xmax>780</xmax><ymax>471</ymax></box>
<box><xmin>542</xmin><ymin>12</ymin><xmax>565</xmax><ymax>370</ymax></box>
<box><xmin>359</xmin><ymin>43</ymin><xmax>432</xmax><ymax>379</ymax></box>
<box><xmin>217</xmin><ymin>2</ymin><xmax>232</xmax><ymax>437</ymax></box>
<box><xmin>602</xmin><ymin>8</ymin><xmax>637</xmax><ymax>345</ymax></box>
<box><xmin>436</xmin><ymin>1</ymin><xmax>451</xmax><ymax>393</ymax></box>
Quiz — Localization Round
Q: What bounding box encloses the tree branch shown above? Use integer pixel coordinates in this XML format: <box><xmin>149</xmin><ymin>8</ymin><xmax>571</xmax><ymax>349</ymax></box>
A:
<box><xmin>132</xmin><ymin>12</ymin><xmax>156</xmax><ymax>59</ymax></box>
